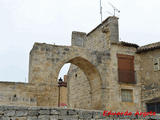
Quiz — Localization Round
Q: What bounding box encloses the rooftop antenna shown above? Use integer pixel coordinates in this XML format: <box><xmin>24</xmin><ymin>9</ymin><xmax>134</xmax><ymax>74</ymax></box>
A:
<box><xmin>25</xmin><ymin>77</ymin><xmax>27</xmax><ymax>83</ymax></box>
<box><xmin>106</xmin><ymin>11</ymin><xmax>114</xmax><ymax>16</ymax></box>
<box><xmin>108</xmin><ymin>2</ymin><xmax>120</xmax><ymax>16</ymax></box>
<box><xmin>100</xmin><ymin>0</ymin><xmax>103</xmax><ymax>23</ymax></box>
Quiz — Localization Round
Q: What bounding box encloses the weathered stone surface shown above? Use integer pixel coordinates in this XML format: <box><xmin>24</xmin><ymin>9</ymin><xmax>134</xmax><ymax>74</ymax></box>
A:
<box><xmin>27</xmin><ymin>116</ymin><xmax>38</xmax><ymax>120</ymax></box>
<box><xmin>0</xmin><ymin>15</ymin><xmax>159</xmax><ymax>113</ymax></box>
<box><xmin>0</xmin><ymin>106</ymin><xmax>160</xmax><ymax>120</ymax></box>
<box><xmin>4</xmin><ymin>110</ymin><xmax>15</xmax><ymax>116</ymax></box>
<box><xmin>39</xmin><ymin>110</ymin><xmax>50</xmax><ymax>115</ymax></box>
<box><xmin>38</xmin><ymin>115</ymin><xmax>50</xmax><ymax>120</ymax></box>
<box><xmin>16</xmin><ymin>110</ymin><xmax>28</xmax><ymax>117</ymax></box>
<box><xmin>28</xmin><ymin>110</ymin><xmax>39</xmax><ymax>116</ymax></box>
<box><xmin>50</xmin><ymin>110</ymin><xmax>59</xmax><ymax>115</ymax></box>
<box><xmin>50</xmin><ymin>115</ymin><xmax>58</xmax><ymax>120</ymax></box>
<box><xmin>67</xmin><ymin>109</ymin><xmax>77</xmax><ymax>115</ymax></box>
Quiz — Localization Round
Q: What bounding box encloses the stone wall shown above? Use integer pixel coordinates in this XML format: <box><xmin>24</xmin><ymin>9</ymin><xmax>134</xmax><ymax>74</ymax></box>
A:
<box><xmin>138</xmin><ymin>49</ymin><xmax>160</xmax><ymax>111</ymax></box>
<box><xmin>0</xmin><ymin>41</ymin><xmax>110</xmax><ymax>109</ymax></box>
<box><xmin>67</xmin><ymin>65</ymin><xmax>91</xmax><ymax>109</ymax></box>
<box><xmin>1</xmin><ymin>15</ymin><xmax>160</xmax><ymax>112</ymax></box>
<box><xmin>0</xmin><ymin>106</ymin><xmax>160</xmax><ymax>120</ymax></box>
<box><xmin>68</xmin><ymin>16</ymin><xmax>142</xmax><ymax>111</ymax></box>
<box><xmin>29</xmin><ymin>43</ymin><xmax>108</xmax><ymax>109</ymax></box>
<box><xmin>108</xmin><ymin>44</ymin><xmax>142</xmax><ymax>112</ymax></box>
<box><xmin>0</xmin><ymin>82</ymin><xmax>59</xmax><ymax>107</ymax></box>
<box><xmin>0</xmin><ymin>82</ymin><xmax>36</xmax><ymax>106</ymax></box>
<box><xmin>0</xmin><ymin>106</ymin><xmax>105</xmax><ymax>120</ymax></box>
<box><xmin>67</xmin><ymin>43</ymin><xmax>142</xmax><ymax>112</ymax></box>
<box><xmin>85</xmin><ymin>16</ymin><xmax>119</xmax><ymax>51</ymax></box>
<box><xmin>66</xmin><ymin>49</ymin><xmax>110</xmax><ymax>110</ymax></box>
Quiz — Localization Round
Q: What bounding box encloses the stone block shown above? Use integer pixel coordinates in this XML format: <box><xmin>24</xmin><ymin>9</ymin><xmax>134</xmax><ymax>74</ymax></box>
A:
<box><xmin>39</xmin><ymin>110</ymin><xmax>50</xmax><ymax>115</ymax></box>
<box><xmin>4</xmin><ymin>110</ymin><xmax>15</xmax><ymax>117</ymax></box>
<box><xmin>50</xmin><ymin>115</ymin><xmax>58</xmax><ymax>120</ymax></box>
<box><xmin>28</xmin><ymin>110</ymin><xmax>39</xmax><ymax>116</ymax></box>
<box><xmin>27</xmin><ymin>116</ymin><xmax>38</xmax><ymax>120</ymax></box>
<box><xmin>38</xmin><ymin>115</ymin><xmax>50</xmax><ymax>120</ymax></box>
<box><xmin>50</xmin><ymin>110</ymin><xmax>59</xmax><ymax>115</ymax></box>
<box><xmin>15</xmin><ymin>110</ymin><xmax>28</xmax><ymax>117</ymax></box>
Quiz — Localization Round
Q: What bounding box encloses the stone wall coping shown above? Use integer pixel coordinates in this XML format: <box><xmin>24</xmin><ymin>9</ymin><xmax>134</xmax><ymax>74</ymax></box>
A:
<box><xmin>0</xmin><ymin>105</ymin><xmax>160</xmax><ymax>119</ymax></box>
<box><xmin>0</xmin><ymin>105</ymin><xmax>103</xmax><ymax>112</ymax></box>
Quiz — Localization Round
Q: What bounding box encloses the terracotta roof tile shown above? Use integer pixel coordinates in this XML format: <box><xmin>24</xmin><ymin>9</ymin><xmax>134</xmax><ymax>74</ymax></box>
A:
<box><xmin>137</xmin><ymin>41</ymin><xmax>160</xmax><ymax>53</ymax></box>
<box><xmin>111</xmin><ymin>41</ymin><xmax>139</xmax><ymax>48</ymax></box>
<box><xmin>112</xmin><ymin>41</ymin><xmax>160</xmax><ymax>53</ymax></box>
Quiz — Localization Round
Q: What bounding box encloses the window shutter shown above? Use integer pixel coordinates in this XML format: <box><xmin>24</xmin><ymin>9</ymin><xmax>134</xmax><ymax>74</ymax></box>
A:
<box><xmin>117</xmin><ymin>54</ymin><xmax>135</xmax><ymax>84</ymax></box>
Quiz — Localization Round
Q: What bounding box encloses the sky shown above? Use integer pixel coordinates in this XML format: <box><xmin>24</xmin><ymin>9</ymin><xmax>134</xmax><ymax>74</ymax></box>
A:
<box><xmin>0</xmin><ymin>0</ymin><xmax>160</xmax><ymax>82</ymax></box>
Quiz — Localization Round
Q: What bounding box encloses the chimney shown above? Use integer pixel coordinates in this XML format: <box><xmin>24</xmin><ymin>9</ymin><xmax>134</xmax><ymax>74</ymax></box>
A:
<box><xmin>71</xmin><ymin>31</ymin><xmax>87</xmax><ymax>47</ymax></box>
<box><xmin>102</xmin><ymin>16</ymin><xmax>119</xmax><ymax>43</ymax></box>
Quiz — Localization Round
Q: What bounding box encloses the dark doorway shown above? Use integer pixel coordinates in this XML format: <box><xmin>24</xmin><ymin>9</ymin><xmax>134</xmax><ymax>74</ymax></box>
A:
<box><xmin>147</xmin><ymin>102</ymin><xmax>160</xmax><ymax>113</ymax></box>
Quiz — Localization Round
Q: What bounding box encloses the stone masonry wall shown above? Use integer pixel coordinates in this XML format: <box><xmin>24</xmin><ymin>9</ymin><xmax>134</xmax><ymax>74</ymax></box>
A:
<box><xmin>29</xmin><ymin>43</ymin><xmax>108</xmax><ymax>109</ymax></box>
<box><xmin>67</xmin><ymin>50</ymin><xmax>110</xmax><ymax>110</ymax></box>
<box><xmin>85</xmin><ymin>17</ymin><xmax>119</xmax><ymax>51</ymax></box>
<box><xmin>67</xmin><ymin>16</ymin><xmax>119</xmax><ymax>110</ymax></box>
<box><xmin>0</xmin><ymin>82</ymin><xmax>59</xmax><ymax>107</ymax></box>
<box><xmin>108</xmin><ymin>44</ymin><xmax>142</xmax><ymax>112</ymax></box>
<box><xmin>138</xmin><ymin>49</ymin><xmax>160</xmax><ymax>111</ymax></box>
<box><xmin>68</xmin><ymin>17</ymin><xmax>142</xmax><ymax>111</ymax></box>
<box><xmin>0</xmin><ymin>106</ymin><xmax>105</xmax><ymax>120</ymax></box>
<box><xmin>0</xmin><ymin>82</ymin><xmax>37</xmax><ymax>106</ymax></box>
<box><xmin>0</xmin><ymin>106</ymin><xmax>160</xmax><ymax>120</ymax></box>
<box><xmin>67</xmin><ymin>65</ymin><xmax>91</xmax><ymax>109</ymax></box>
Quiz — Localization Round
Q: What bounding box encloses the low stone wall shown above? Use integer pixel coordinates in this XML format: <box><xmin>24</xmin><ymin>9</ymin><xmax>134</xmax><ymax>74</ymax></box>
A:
<box><xmin>0</xmin><ymin>106</ymin><xmax>105</xmax><ymax>120</ymax></box>
<box><xmin>0</xmin><ymin>106</ymin><xmax>160</xmax><ymax>120</ymax></box>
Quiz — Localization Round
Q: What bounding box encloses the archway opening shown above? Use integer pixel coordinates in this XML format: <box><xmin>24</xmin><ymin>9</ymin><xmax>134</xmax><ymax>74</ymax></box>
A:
<box><xmin>57</xmin><ymin>57</ymin><xmax>102</xmax><ymax>110</ymax></box>
<box><xmin>57</xmin><ymin>63</ymin><xmax>70</xmax><ymax>108</ymax></box>
<box><xmin>58</xmin><ymin>63</ymin><xmax>70</xmax><ymax>80</ymax></box>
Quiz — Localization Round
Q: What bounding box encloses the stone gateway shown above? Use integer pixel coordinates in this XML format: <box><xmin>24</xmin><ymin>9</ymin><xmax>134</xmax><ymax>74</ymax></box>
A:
<box><xmin>0</xmin><ymin>16</ymin><xmax>160</xmax><ymax>114</ymax></box>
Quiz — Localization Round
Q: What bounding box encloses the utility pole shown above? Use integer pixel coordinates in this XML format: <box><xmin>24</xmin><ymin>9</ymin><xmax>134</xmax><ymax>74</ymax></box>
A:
<box><xmin>100</xmin><ymin>0</ymin><xmax>103</xmax><ymax>22</ymax></box>
<box><xmin>58</xmin><ymin>77</ymin><xmax>67</xmax><ymax>107</ymax></box>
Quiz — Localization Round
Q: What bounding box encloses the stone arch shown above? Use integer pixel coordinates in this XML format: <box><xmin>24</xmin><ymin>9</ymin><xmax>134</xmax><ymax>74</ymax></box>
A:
<box><xmin>56</xmin><ymin>56</ymin><xmax>102</xmax><ymax>109</ymax></box>
<box><xmin>29</xmin><ymin>43</ymin><xmax>104</xmax><ymax>109</ymax></box>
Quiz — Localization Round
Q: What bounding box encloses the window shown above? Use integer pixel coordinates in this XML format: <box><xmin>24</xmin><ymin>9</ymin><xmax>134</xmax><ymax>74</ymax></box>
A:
<box><xmin>75</xmin><ymin>74</ymin><xmax>77</xmax><ymax>77</ymax></box>
<box><xmin>153</xmin><ymin>57</ymin><xmax>160</xmax><ymax>71</ymax></box>
<box><xmin>147</xmin><ymin>102</ymin><xmax>160</xmax><ymax>113</ymax></box>
<box><xmin>117</xmin><ymin>54</ymin><xmax>135</xmax><ymax>84</ymax></box>
<box><xmin>121</xmin><ymin>89</ymin><xmax>133</xmax><ymax>102</ymax></box>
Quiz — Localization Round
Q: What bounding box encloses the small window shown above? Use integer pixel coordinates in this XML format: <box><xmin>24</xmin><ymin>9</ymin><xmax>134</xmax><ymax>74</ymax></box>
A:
<box><xmin>153</xmin><ymin>58</ymin><xmax>160</xmax><ymax>71</ymax></box>
<box><xmin>121</xmin><ymin>89</ymin><xmax>133</xmax><ymax>102</ymax></box>
<box><xmin>75</xmin><ymin>74</ymin><xmax>77</xmax><ymax>77</ymax></box>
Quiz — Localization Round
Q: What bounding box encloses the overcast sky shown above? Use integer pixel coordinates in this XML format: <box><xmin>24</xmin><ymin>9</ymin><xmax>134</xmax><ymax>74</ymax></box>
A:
<box><xmin>0</xmin><ymin>0</ymin><xmax>160</xmax><ymax>82</ymax></box>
